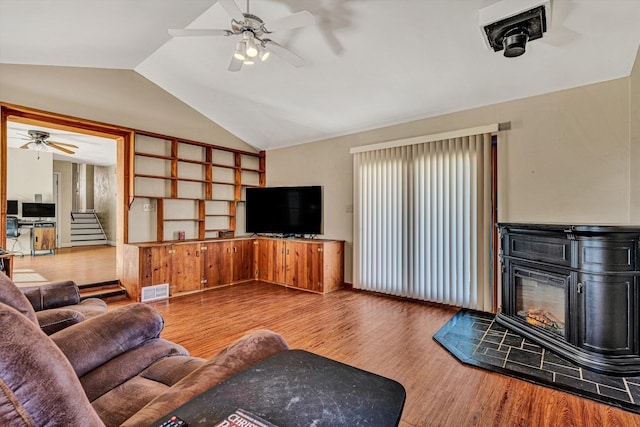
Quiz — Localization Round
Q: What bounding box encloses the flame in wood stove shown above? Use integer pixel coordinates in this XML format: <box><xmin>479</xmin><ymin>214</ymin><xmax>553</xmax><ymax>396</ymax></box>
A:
<box><xmin>517</xmin><ymin>308</ymin><xmax>564</xmax><ymax>333</ymax></box>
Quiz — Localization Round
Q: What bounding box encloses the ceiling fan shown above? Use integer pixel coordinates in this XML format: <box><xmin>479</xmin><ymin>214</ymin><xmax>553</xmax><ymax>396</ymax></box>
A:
<box><xmin>16</xmin><ymin>130</ymin><xmax>78</xmax><ymax>155</ymax></box>
<box><xmin>168</xmin><ymin>0</ymin><xmax>315</xmax><ymax>72</ymax></box>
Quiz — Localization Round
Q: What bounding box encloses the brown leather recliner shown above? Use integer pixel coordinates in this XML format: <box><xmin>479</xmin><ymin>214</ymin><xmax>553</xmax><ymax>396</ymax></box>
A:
<box><xmin>0</xmin><ymin>272</ymin><xmax>290</xmax><ymax>427</ymax></box>
<box><xmin>20</xmin><ymin>280</ymin><xmax>109</xmax><ymax>334</ymax></box>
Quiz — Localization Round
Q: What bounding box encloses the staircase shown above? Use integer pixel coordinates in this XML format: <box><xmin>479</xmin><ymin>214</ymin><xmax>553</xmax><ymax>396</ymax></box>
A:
<box><xmin>78</xmin><ymin>280</ymin><xmax>128</xmax><ymax>302</ymax></box>
<box><xmin>70</xmin><ymin>211</ymin><xmax>108</xmax><ymax>246</ymax></box>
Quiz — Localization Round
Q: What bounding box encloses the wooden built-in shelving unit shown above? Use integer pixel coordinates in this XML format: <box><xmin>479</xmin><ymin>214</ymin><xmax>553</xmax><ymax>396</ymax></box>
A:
<box><xmin>132</xmin><ymin>133</ymin><xmax>265</xmax><ymax>241</ymax></box>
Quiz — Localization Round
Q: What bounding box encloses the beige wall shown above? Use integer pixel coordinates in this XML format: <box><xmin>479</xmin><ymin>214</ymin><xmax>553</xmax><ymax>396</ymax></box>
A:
<box><xmin>630</xmin><ymin>46</ymin><xmax>640</xmax><ymax>222</ymax></box>
<box><xmin>268</xmin><ymin>53</ymin><xmax>639</xmax><ymax>283</ymax></box>
<box><xmin>94</xmin><ymin>165</ymin><xmax>117</xmax><ymax>244</ymax></box>
<box><xmin>0</xmin><ymin>64</ymin><xmax>255</xmax><ymax>153</ymax></box>
<box><xmin>53</xmin><ymin>160</ymin><xmax>73</xmax><ymax>246</ymax></box>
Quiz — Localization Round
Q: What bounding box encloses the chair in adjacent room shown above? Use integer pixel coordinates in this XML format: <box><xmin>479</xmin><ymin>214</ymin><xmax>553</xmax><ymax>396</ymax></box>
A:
<box><xmin>5</xmin><ymin>216</ymin><xmax>23</xmax><ymax>255</ymax></box>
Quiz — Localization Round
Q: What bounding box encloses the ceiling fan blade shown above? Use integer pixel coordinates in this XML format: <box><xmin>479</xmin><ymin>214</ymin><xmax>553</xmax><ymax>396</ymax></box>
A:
<box><xmin>20</xmin><ymin>142</ymin><xmax>33</xmax><ymax>149</ymax></box>
<box><xmin>228</xmin><ymin>56</ymin><xmax>243</xmax><ymax>72</ymax></box>
<box><xmin>219</xmin><ymin>0</ymin><xmax>245</xmax><ymax>23</ymax></box>
<box><xmin>48</xmin><ymin>141</ymin><xmax>79</xmax><ymax>148</ymax></box>
<box><xmin>264</xmin><ymin>10</ymin><xmax>314</xmax><ymax>33</ymax></box>
<box><xmin>47</xmin><ymin>143</ymin><xmax>75</xmax><ymax>155</ymax></box>
<box><xmin>168</xmin><ymin>28</ymin><xmax>230</xmax><ymax>37</ymax></box>
<box><xmin>265</xmin><ymin>41</ymin><xmax>305</xmax><ymax>67</ymax></box>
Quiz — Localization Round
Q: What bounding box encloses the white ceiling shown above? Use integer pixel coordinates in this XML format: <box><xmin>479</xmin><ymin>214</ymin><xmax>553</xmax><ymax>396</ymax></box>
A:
<box><xmin>1</xmin><ymin>0</ymin><xmax>640</xmax><ymax>152</ymax></box>
<box><xmin>6</xmin><ymin>122</ymin><xmax>116</xmax><ymax>166</ymax></box>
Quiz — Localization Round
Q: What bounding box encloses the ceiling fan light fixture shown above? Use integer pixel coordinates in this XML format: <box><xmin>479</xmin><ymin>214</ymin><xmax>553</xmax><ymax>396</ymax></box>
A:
<box><xmin>259</xmin><ymin>45</ymin><xmax>270</xmax><ymax>61</ymax></box>
<box><xmin>245</xmin><ymin>38</ymin><xmax>258</xmax><ymax>58</ymax></box>
<box><xmin>233</xmin><ymin>40</ymin><xmax>246</xmax><ymax>60</ymax></box>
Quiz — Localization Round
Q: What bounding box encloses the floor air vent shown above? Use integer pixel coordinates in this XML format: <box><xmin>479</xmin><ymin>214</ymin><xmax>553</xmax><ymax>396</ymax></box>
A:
<box><xmin>141</xmin><ymin>284</ymin><xmax>169</xmax><ymax>302</ymax></box>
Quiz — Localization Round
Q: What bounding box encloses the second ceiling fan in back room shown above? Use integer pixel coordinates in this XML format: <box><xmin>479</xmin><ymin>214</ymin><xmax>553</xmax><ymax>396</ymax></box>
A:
<box><xmin>14</xmin><ymin>130</ymin><xmax>78</xmax><ymax>159</ymax></box>
<box><xmin>168</xmin><ymin>0</ymin><xmax>315</xmax><ymax>71</ymax></box>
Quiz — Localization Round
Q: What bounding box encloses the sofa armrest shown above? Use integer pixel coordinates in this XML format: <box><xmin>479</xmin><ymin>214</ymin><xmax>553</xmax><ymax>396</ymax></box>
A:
<box><xmin>51</xmin><ymin>303</ymin><xmax>164</xmax><ymax>377</ymax></box>
<box><xmin>36</xmin><ymin>308</ymin><xmax>85</xmax><ymax>335</ymax></box>
<box><xmin>120</xmin><ymin>329</ymin><xmax>289</xmax><ymax>427</ymax></box>
<box><xmin>22</xmin><ymin>280</ymin><xmax>80</xmax><ymax>311</ymax></box>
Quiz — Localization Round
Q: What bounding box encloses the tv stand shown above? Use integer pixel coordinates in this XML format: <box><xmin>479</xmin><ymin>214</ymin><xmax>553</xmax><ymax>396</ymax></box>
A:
<box><xmin>122</xmin><ymin>237</ymin><xmax>344</xmax><ymax>301</ymax></box>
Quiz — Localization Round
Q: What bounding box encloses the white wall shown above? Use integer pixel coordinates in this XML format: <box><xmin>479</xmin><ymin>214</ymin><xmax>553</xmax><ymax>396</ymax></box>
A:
<box><xmin>5</xmin><ymin>148</ymin><xmax>54</xmax><ymax>252</ymax></box>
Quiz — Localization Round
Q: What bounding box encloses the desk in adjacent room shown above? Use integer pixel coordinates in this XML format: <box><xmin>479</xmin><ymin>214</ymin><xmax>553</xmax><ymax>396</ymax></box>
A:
<box><xmin>19</xmin><ymin>221</ymin><xmax>56</xmax><ymax>256</ymax></box>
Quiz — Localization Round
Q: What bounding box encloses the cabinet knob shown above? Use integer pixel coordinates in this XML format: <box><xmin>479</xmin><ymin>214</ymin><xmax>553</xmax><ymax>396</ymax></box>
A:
<box><xmin>577</xmin><ymin>282</ymin><xmax>583</xmax><ymax>293</ymax></box>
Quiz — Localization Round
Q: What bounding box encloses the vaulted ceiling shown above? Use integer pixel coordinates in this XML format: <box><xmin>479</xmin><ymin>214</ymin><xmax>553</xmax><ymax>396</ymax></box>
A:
<box><xmin>1</xmin><ymin>0</ymin><xmax>640</xmax><ymax>153</ymax></box>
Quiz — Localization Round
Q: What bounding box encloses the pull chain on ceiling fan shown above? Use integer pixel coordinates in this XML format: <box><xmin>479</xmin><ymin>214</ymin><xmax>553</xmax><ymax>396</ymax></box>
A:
<box><xmin>168</xmin><ymin>0</ymin><xmax>315</xmax><ymax>72</ymax></box>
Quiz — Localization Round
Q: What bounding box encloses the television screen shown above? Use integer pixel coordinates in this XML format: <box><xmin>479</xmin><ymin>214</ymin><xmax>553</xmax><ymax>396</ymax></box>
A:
<box><xmin>7</xmin><ymin>200</ymin><xmax>18</xmax><ymax>215</ymax></box>
<box><xmin>22</xmin><ymin>202</ymin><xmax>56</xmax><ymax>218</ymax></box>
<box><xmin>246</xmin><ymin>186</ymin><xmax>322</xmax><ymax>235</ymax></box>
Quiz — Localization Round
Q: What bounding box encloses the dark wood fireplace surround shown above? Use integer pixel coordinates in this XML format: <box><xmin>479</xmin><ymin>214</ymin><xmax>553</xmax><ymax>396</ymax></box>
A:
<box><xmin>498</xmin><ymin>223</ymin><xmax>640</xmax><ymax>375</ymax></box>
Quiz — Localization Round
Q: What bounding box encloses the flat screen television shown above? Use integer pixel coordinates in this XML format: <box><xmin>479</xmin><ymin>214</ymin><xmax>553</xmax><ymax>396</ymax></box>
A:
<box><xmin>21</xmin><ymin>202</ymin><xmax>56</xmax><ymax>218</ymax></box>
<box><xmin>246</xmin><ymin>186</ymin><xmax>322</xmax><ymax>235</ymax></box>
<box><xmin>6</xmin><ymin>200</ymin><xmax>18</xmax><ymax>215</ymax></box>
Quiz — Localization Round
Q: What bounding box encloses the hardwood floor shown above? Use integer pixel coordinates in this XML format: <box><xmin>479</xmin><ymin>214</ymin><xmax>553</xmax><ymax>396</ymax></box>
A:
<box><xmin>12</xmin><ymin>245</ymin><xmax>116</xmax><ymax>285</ymax></box>
<box><xmin>111</xmin><ymin>283</ymin><xmax>640</xmax><ymax>427</ymax></box>
<box><xmin>18</xmin><ymin>246</ymin><xmax>640</xmax><ymax>425</ymax></box>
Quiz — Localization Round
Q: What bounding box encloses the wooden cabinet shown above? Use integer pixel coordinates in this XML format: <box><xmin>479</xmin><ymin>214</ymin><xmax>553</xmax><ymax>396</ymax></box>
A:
<box><xmin>171</xmin><ymin>243</ymin><xmax>202</xmax><ymax>294</ymax></box>
<box><xmin>201</xmin><ymin>241</ymin><xmax>232</xmax><ymax>289</ymax></box>
<box><xmin>256</xmin><ymin>238</ymin><xmax>344</xmax><ymax>294</ymax></box>
<box><xmin>32</xmin><ymin>223</ymin><xmax>55</xmax><ymax>255</ymax></box>
<box><xmin>232</xmin><ymin>239</ymin><xmax>255</xmax><ymax>282</ymax></box>
<box><xmin>123</xmin><ymin>238</ymin><xmax>256</xmax><ymax>301</ymax></box>
<box><xmin>256</xmin><ymin>238</ymin><xmax>286</xmax><ymax>284</ymax></box>
<box><xmin>122</xmin><ymin>237</ymin><xmax>343</xmax><ymax>301</ymax></box>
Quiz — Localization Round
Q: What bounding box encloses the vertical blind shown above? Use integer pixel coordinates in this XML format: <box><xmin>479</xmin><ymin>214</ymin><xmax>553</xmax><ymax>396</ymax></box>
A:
<box><xmin>352</xmin><ymin>130</ymin><xmax>493</xmax><ymax>311</ymax></box>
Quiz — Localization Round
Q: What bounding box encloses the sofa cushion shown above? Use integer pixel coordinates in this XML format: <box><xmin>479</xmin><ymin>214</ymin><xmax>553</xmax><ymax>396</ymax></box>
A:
<box><xmin>52</xmin><ymin>303</ymin><xmax>165</xmax><ymax>377</ymax></box>
<box><xmin>0</xmin><ymin>301</ymin><xmax>104</xmax><ymax>427</ymax></box>
<box><xmin>81</xmin><ymin>339</ymin><xmax>195</xmax><ymax>402</ymax></box>
<box><xmin>120</xmin><ymin>329</ymin><xmax>289</xmax><ymax>427</ymax></box>
<box><xmin>0</xmin><ymin>272</ymin><xmax>38</xmax><ymax>324</ymax></box>
<box><xmin>22</xmin><ymin>280</ymin><xmax>80</xmax><ymax>310</ymax></box>
<box><xmin>36</xmin><ymin>307</ymin><xmax>85</xmax><ymax>335</ymax></box>
<box><xmin>91</xmin><ymin>356</ymin><xmax>206</xmax><ymax>427</ymax></box>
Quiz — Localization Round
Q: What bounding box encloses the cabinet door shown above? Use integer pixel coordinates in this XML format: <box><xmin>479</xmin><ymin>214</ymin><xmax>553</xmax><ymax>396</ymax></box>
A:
<box><xmin>257</xmin><ymin>239</ymin><xmax>286</xmax><ymax>284</ymax></box>
<box><xmin>232</xmin><ymin>239</ymin><xmax>255</xmax><ymax>282</ymax></box>
<box><xmin>171</xmin><ymin>243</ymin><xmax>202</xmax><ymax>294</ymax></box>
<box><xmin>202</xmin><ymin>241</ymin><xmax>231</xmax><ymax>288</ymax></box>
<box><xmin>141</xmin><ymin>246</ymin><xmax>172</xmax><ymax>289</ymax></box>
<box><xmin>577</xmin><ymin>273</ymin><xmax>637</xmax><ymax>356</ymax></box>
<box><xmin>286</xmin><ymin>241</ymin><xmax>324</xmax><ymax>292</ymax></box>
<box><xmin>33</xmin><ymin>227</ymin><xmax>55</xmax><ymax>250</ymax></box>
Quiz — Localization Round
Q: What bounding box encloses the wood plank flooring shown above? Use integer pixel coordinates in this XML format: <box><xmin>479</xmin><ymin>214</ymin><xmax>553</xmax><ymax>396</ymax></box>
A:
<box><xmin>18</xmin><ymin>246</ymin><xmax>640</xmax><ymax>425</ymax></box>
<box><xmin>128</xmin><ymin>283</ymin><xmax>640</xmax><ymax>427</ymax></box>
<box><xmin>12</xmin><ymin>245</ymin><xmax>116</xmax><ymax>285</ymax></box>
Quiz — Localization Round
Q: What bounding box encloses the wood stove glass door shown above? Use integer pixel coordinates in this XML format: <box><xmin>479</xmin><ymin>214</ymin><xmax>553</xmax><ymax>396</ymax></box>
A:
<box><xmin>513</xmin><ymin>266</ymin><xmax>570</xmax><ymax>339</ymax></box>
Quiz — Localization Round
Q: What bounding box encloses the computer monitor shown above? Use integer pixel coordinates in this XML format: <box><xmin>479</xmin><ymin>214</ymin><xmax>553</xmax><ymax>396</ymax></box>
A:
<box><xmin>7</xmin><ymin>200</ymin><xmax>18</xmax><ymax>216</ymax></box>
<box><xmin>21</xmin><ymin>202</ymin><xmax>56</xmax><ymax>218</ymax></box>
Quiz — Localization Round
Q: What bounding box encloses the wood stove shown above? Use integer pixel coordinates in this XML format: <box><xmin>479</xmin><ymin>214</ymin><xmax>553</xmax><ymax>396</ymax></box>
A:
<box><xmin>497</xmin><ymin>223</ymin><xmax>640</xmax><ymax>375</ymax></box>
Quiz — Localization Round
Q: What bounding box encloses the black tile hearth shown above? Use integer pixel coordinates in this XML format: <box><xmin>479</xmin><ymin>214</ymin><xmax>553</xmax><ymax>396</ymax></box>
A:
<box><xmin>433</xmin><ymin>309</ymin><xmax>640</xmax><ymax>415</ymax></box>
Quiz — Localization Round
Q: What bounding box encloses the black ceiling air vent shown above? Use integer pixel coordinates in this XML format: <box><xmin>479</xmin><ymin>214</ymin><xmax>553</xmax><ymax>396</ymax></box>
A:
<box><xmin>483</xmin><ymin>5</ymin><xmax>547</xmax><ymax>58</ymax></box>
